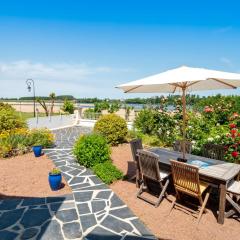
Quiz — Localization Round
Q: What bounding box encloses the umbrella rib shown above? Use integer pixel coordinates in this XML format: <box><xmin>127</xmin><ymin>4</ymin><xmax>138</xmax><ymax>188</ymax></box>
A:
<box><xmin>124</xmin><ymin>85</ymin><xmax>142</xmax><ymax>93</ymax></box>
<box><xmin>210</xmin><ymin>78</ymin><xmax>237</xmax><ymax>89</ymax></box>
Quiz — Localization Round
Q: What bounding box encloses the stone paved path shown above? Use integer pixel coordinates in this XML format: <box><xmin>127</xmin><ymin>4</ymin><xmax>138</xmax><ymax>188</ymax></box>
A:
<box><xmin>0</xmin><ymin>126</ymin><xmax>156</xmax><ymax>240</ymax></box>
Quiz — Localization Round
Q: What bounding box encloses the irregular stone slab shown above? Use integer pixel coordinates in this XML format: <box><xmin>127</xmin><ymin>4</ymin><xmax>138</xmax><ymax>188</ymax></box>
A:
<box><xmin>80</xmin><ymin>184</ymin><xmax>108</xmax><ymax>191</ymax></box>
<box><xmin>50</xmin><ymin>202</ymin><xmax>75</xmax><ymax>212</ymax></box>
<box><xmin>37</xmin><ymin>220</ymin><xmax>64</xmax><ymax>240</ymax></box>
<box><xmin>110</xmin><ymin>194</ymin><xmax>125</xmax><ymax>208</ymax></box>
<box><xmin>85</xmin><ymin>226</ymin><xmax>122</xmax><ymax>240</ymax></box>
<box><xmin>69</xmin><ymin>177</ymin><xmax>85</xmax><ymax>185</ymax></box>
<box><xmin>62</xmin><ymin>173</ymin><xmax>72</xmax><ymax>182</ymax></box>
<box><xmin>91</xmin><ymin>200</ymin><xmax>106</xmax><ymax>213</ymax></box>
<box><xmin>46</xmin><ymin>194</ymin><xmax>73</xmax><ymax>203</ymax></box>
<box><xmin>89</xmin><ymin>176</ymin><xmax>102</xmax><ymax>185</ymax></box>
<box><xmin>0</xmin><ymin>208</ymin><xmax>24</xmax><ymax>230</ymax></box>
<box><xmin>101</xmin><ymin>215</ymin><xmax>133</xmax><ymax>233</ymax></box>
<box><xmin>20</xmin><ymin>209</ymin><xmax>50</xmax><ymax>228</ymax></box>
<box><xmin>109</xmin><ymin>207</ymin><xmax>135</xmax><ymax>219</ymax></box>
<box><xmin>21</xmin><ymin>198</ymin><xmax>45</xmax><ymax>206</ymax></box>
<box><xmin>95</xmin><ymin>191</ymin><xmax>112</xmax><ymax>200</ymax></box>
<box><xmin>71</xmin><ymin>183</ymin><xmax>90</xmax><ymax>190</ymax></box>
<box><xmin>130</xmin><ymin>219</ymin><xmax>155</xmax><ymax>239</ymax></box>
<box><xmin>67</xmin><ymin>169</ymin><xmax>82</xmax><ymax>176</ymax></box>
<box><xmin>59</xmin><ymin>166</ymin><xmax>74</xmax><ymax>172</ymax></box>
<box><xmin>74</xmin><ymin>191</ymin><xmax>93</xmax><ymax>202</ymax></box>
<box><xmin>77</xmin><ymin>203</ymin><xmax>91</xmax><ymax>215</ymax></box>
<box><xmin>123</xmin><ymin>235</ymin><xmax>156</xmax><ymax>240</ymax></box>
<box><xmin>20</xmin><ymin>227</ymin><xmax>39</xmax><ymax>239</ymax></box>
<box><xmin>55</xmin><ymin>208</ymin><xmax>78</xmax><ymax>222</ymax></box>
<box><xmin>0</xmin><ymin>199</ymin><xmax>22</xmax><ymax>210</ymax></box>
<box><xmin>0</xmin><ymin>230</ymin><xmax>18</xmax><ymax>240</ymax></box>
<box><xmin>79</xmin><ymin>169</ymin><xmax>94</xmax><ymax>176</ymax></box>
<box><xmin>80</xmin><ymin>214</ymin><xmax>97</xmax><ymax>232</ymax></box>
<box><xmin>62</xmin><ymin>222</ymin><xmax>82</xmax><ymax>239</ymax></box>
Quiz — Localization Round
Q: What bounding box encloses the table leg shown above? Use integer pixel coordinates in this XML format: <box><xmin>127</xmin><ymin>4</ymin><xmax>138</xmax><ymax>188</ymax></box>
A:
<box><xmin>218</xmin><ymin>183</ymin><xmax>226</xmax><ymax>224</ymax></box>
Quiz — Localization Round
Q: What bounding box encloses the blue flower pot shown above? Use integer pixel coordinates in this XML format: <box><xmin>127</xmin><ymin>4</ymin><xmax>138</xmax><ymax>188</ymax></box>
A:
<box><xmin>32</xmin><ymin>145</ymin><xmax>42</xmax><ymax>157</ymax></box>
<box><xmin>48</xmin><ymin>173</ymin><xmax>62</xmax><ymax>191</ymax></box>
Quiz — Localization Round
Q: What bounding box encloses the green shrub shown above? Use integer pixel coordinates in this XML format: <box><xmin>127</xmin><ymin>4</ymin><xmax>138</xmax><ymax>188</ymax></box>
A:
<box><xmin>0</xmin><ymin>103</ymin><xmax>26</xmax><ymax>134</ymax></box>
<box><xmin>92</xmin><ymin>161</ymin><xmax>123</xmax><ymax>184</ymax></box>
<box><xmin>134</xmin><ymin>109</ymin><xmax>157</xmax><ymax>135</ymax></box>
<box><xmin>73</xmin><ymin>134</ymin><xmax>110</xmax><ymax>167</ymax></box>
<box><xmin>62</xmin><ymin>99</ymin><xmax>74</xmax><ymax>114</ymax></box>
<box><xmin>94</xmin><ymin>114</ymin><xmax>128</xmax><ymax>145</ymax></box>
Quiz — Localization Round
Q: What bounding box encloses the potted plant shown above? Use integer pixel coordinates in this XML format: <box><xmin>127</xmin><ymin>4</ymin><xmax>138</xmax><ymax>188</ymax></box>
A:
<box><xmin>48</xmin><ymin>168</ymin><xmax>62</xmax><ymax>191</ymax></box>
<box><xmin>32</xmin><ymin>144</ymin><xmax>43</xmax><ymax>157</ymax></box>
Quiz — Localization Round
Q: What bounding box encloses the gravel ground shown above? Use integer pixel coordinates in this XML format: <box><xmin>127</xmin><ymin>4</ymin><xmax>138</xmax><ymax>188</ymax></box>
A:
<box><xmin>0</xmin><ymin>152</ymin><xmax>71</xmax><ymax>198</ymax></box>
<box><xmin>110</xmin><ymin>143</ymin><xmax>240</xmax><ymax>240</ymax></box>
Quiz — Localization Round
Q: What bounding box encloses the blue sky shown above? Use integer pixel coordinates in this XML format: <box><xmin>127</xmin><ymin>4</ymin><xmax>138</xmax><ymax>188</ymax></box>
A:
<box><xmin>1</xmin><ymin>0</ymin><xmax>240</xmax><ymax>98</ymax></box>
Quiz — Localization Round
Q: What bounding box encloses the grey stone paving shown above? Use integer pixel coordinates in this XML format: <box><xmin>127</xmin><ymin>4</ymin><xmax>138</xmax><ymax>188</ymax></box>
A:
<box><xmin>0</xmin><ymin>126</ymin><xmax>156</xmax><ymax>240</ymax></box>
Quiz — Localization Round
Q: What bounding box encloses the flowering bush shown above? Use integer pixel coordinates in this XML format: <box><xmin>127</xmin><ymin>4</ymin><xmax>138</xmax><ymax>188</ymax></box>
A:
<box><xmin>223</xmin><ymin>115</ymin><xmax>240</xmax><ymax>163</ymax></box>
<box><xmin>0</xmin><ymin>128</ymin><xmax>54</xmax><ymax>158</ymax></box>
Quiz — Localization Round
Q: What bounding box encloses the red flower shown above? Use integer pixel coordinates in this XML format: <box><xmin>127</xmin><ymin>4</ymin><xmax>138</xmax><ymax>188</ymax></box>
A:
<box><xmin>229</xmin><ymin>123</ymin><xmax>236</xmax><ymax>129</ymax></box>
<box><xmin>224</xmin><ymin>146</ymin><xmax>228</xmax><ymax>150</ymax></box>
<box><xmin>231</xmin><ymin>129</ymin><xmax>237</xmax><ymax>135</ymax></box>
<box><xmin>232</xmin><ymin>151</ymin><xmax>238</xmax><ymax>158</ymax></box>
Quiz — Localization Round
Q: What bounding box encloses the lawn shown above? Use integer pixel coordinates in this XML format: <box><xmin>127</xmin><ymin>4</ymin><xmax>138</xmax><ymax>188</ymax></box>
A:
<box><xmin>17</xmin><ymin>111</ymin><xmax>59</xmax><ymax>121</ymax></box>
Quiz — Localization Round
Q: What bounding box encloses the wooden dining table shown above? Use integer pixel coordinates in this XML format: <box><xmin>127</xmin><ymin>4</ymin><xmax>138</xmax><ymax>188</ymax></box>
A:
<box><xmin>150</xmin><ymin>148</ymin><xmax>240</xmax><ymax>224</ymax></box>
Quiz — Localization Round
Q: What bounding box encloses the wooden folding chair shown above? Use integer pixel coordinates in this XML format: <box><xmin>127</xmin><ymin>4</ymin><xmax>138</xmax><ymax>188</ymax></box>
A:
<box><xmin>137</xmin><ymin>149</ymin><xmax>170</xmax><ymax>207</ymax></box>
<box><xmin>225</xmin><ymin>180</ymin><xmax>240</xmax><ymax>218</ymax></box>
<box><xmin>169</xmin><ymin>159</ymin><xmax>211</xmax><ymax>224</ymax></box>
<box><xmin>173</xmin><ymin>140</ymin><xmax>192</xmax><ymax>154</ymax></box>
<box><xmin>202</xmin><ymin>143</ymin><xmax>225</xmax><ymax>161</ymax></box>
<box><xmin>130</xmin><ymin>139</ymin><xmax>143</xmax><ymax>187</ymax></box>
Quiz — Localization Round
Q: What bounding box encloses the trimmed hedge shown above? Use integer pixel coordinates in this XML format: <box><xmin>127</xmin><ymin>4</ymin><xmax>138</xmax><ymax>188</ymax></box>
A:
<box><xmin>73</xmin><ymin>134</ymin><xmax>110</xmax><ymax>168</ymax></box>
<box><xmin>94</xmin><ymin>114</ymin><xmax>128</xmax><ymax>145</ymax></box>
<box><xmin>92</xmin><ymin>161</ymin><xmax>123</xmax><ymax>184</ymax></box>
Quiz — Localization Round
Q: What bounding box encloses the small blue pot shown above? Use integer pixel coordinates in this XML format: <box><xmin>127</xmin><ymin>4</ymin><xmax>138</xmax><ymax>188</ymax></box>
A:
<box><xmin>48</xmin><ymin>173</ymin><xmax>62</xmax><ymax>191</ymax></box>
<box><xmin>32</xmin><ymin>145</ymin><xmax>42</xmax><ymax>157</ymax></box>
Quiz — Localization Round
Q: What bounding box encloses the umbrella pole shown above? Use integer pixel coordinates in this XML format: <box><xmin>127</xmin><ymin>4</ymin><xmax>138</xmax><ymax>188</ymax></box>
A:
<box><xmin>181</xmin><ymin>86</ymin><xmax>187</xmax><ymax>159</ymax></box>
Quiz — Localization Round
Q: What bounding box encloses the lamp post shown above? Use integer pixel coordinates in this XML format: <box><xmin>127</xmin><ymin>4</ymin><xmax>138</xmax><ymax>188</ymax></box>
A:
<box><xmin>26</xmin><ymin>79</ymin><xmax>36</xmax><ymax>117</ymax></box>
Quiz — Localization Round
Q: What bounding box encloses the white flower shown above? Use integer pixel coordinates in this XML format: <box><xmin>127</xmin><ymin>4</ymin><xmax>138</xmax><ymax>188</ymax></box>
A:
<box><xmin>215</xmin><ymin>135</ymin><xmax>220</xmax><ymax>139</ymax></box>
<box><xmin>191</xmin><ymin>140</ymin><xmax>196</xmax><ymax>144</ymax></box>
<box><xmin>207</xmin><ymin>137</ymin><xmax>214</xmax><ymax>142</ymax></box>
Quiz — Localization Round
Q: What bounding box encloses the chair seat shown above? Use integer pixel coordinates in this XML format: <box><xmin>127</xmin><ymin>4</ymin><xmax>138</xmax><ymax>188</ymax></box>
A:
<box><xmin>199</xmin><ymin>181</ymin><xmax>209</xmax><ymax>194</ymax></box>
<box><xmin>227</xmin><ymin>181</ymin><xmax>240</xmax><ymax>195</ymax></box>
<box><xmin>160</xmin><ymin>170</ymin><xmax>170</xmax><ymax>179</ymax></box>
<box><xmin>175</xmin><ymin>180</ymin><xmax>209</xmax><ymax>196</ymax></box>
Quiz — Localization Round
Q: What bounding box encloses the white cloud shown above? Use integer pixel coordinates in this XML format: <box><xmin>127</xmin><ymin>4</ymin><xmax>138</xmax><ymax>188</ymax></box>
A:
<box><xmin>0</xmin><ymin>60</ymin><xmax>115</xmax><ymax>82</ymax></box>
<box><xmin>0</xmin><ymin>60</ymin><xmax>134</xmax><ymax>98</ymax></box>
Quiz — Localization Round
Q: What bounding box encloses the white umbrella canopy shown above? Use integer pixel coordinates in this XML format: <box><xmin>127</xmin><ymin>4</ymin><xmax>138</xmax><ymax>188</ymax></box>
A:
<box><xmin>116</xmin><ymin>66</ymin><xmax>240</xmax><ymax>159</ymax></box>
<box><xmin>116</xmin><ymin>66</ymin><xmax>240</xmax><ymax>93</ymax></box>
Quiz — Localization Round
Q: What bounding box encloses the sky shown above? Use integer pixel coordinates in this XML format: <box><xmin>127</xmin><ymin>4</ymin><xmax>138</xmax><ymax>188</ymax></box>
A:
<box><xmin>1</xmin><ymin>0</ymin><xmax>240</xmax><ymax>99</ymax></box>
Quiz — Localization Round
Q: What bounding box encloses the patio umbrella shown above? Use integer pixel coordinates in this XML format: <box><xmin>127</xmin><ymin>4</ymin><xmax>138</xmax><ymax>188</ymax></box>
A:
<box><xmin>116</xmin><ymin>66</ymin><xmax>240</xmax><ymax>159</ymax></box>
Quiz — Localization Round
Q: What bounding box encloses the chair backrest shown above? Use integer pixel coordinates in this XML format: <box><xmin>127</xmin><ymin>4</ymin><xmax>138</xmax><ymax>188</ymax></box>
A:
<box><xmin>130</xmin><ymin>139</ymin><xmax>143</xmax><ymax>162</ymax></box>
<box><xmin>170</xmin><ymin>159</ymin><xmax>201</xmax><ymax>196</ymax></box>
<box><xmin>202</xmin><ymin>143</ymin><xmax>225</xmax><ymax>161</ymax></box>
<box><xmin>173</xmin><ymin>140</ymin><xmax>192</xmax><ymax>154</ymax></box>
<box><xmin>138</xmin><ymin>149</ymin><xmax>161</xmax><ymax>182</ymax></box>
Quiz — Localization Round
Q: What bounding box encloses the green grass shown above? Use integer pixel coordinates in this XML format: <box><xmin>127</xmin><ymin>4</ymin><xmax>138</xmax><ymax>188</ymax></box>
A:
<box><xmin>16</xmin><ymin>112</ymin><xmax>59</xmax><ymax>121</ymax></box>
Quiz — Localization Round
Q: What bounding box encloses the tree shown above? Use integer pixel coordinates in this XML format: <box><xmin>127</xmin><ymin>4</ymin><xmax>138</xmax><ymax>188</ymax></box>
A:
<box><xmin>49</xmin><ymin>92</ymin><xmax>56</xmax><ymax>114</ymax></box>
<box><xmin>62</xmin><ymin>99</ymin><xmax>74</xmax><ymax>114</ymax></box>
<box><xmin>36</xmin><ymin>98</ymin><xmax>49</xmax><ymax>116</ymax></box>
